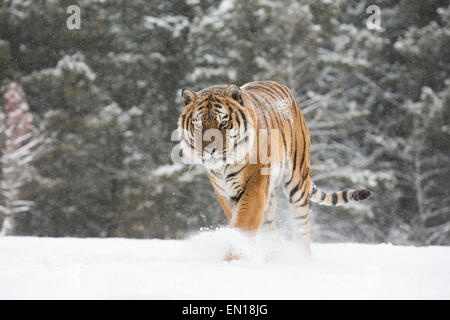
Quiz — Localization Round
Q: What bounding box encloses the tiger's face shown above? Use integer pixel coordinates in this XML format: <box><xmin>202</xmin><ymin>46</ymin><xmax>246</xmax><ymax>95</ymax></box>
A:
<box><xmin>177</xmin><ymin>84</ymin><xmax>255</xmax><ymax>170</ymax></box>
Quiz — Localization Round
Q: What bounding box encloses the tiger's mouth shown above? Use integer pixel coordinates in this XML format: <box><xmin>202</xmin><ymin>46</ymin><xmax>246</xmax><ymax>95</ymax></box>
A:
<box><xmin>201</xmin><ymin>155</ymin><xmax>226</xmax><ymax>170</ymax></box>
<box><xmin>202</xmin><ymin>150</ymin><xmax>226</xmax><ymax>159</ymax></box>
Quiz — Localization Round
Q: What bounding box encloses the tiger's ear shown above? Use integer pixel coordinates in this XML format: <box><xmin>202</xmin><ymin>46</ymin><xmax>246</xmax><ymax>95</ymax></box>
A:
<box><xmin>225</xmin><ymin>84</ymin><xmax>242</xmax><ymax>104</ymax></box>
<box><xmin>181</xmin><ymin>88</ymin><xmax>196</xmax><ymax>105</ymax></box>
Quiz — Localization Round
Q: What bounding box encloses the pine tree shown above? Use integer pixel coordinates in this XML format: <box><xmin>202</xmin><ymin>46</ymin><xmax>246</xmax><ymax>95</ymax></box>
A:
<box><xmin>0</xmin><ymin>0</ymin><xmax>448</xmax><ymax>244</ymax></box>
<box><xmin>20</xmin><ymin>53</ymin><xmax>132</xmax><ymax>236</ymax></box>
<box><xmin>387</xmin><ymin>3</ymin><xmax>450</xmax><ymax>244</ymax></box>
<box><xmin>399</xmin><ymin>86</ymin><xmax>450</xmax><ymax>244</ymax></box>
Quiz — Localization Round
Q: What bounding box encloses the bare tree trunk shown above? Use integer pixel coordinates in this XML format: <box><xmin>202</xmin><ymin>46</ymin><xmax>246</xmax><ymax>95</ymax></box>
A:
<box><xmin>0</xmin><ymin>215</ymin><xmax>15</xmax><ymax>236</ymax></box>
<box><xmin>0</xmin><ymin>82</ymin><xmax>43</xmax><ymax>236</ymax></box>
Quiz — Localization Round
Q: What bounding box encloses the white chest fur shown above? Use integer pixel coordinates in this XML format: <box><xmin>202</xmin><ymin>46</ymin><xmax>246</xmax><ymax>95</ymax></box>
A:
<box><xmin>207</xmin><ymin>170</ymin><xmax>236</xmax><ymax>198</ymax></box>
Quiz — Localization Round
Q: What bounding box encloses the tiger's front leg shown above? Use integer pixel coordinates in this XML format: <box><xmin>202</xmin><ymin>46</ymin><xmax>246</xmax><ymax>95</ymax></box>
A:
<box><xmin>231</xmin><ymin>174</ymin><xmax>270</xmax><ymax>232</ymax></box>
<box><xmin>224</xmin><ymin>174</ymin><xmax>270</xmax><ymax>261</ymax></box>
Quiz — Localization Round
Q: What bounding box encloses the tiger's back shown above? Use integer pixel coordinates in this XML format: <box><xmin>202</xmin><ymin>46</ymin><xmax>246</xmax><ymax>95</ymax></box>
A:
<box><xmin>241</xmin><ymin>81</ymin><xmax>311</xmax><ymax>194</ymax></box>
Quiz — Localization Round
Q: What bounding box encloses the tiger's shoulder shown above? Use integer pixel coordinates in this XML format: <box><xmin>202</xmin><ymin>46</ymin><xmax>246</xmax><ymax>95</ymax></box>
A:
<box><xmin>240</xmin><ymin>81</ymin><xmax>297</xmax><ymax>126</ymax></box>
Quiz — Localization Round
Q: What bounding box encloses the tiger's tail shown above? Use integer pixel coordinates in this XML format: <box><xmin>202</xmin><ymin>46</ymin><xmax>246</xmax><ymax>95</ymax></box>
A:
<box><xmin>309</xmin><ymin>182</ymin><xmax>372</xmax><ymax>206</ymax></box>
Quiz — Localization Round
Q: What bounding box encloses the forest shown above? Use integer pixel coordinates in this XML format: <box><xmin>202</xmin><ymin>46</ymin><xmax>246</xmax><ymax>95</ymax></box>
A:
<box><xmin>0</xmin><ymin>0</ymin><xmax>449</xmax><ymax>245</ymax></box>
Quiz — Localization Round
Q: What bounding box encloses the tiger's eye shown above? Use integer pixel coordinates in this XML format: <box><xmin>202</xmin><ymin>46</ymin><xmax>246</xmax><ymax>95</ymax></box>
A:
<box><xmin>219</xmin><ymin>120</ymin><xmax>228</xmax><ymax>129</ymax></box>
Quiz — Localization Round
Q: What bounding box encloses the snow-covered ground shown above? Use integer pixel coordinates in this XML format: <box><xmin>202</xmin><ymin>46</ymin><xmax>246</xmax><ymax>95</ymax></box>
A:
<box><xmin>1</xmin><ymin>229</ymin><xmax>449</xmax><ymax>299</ymax></box>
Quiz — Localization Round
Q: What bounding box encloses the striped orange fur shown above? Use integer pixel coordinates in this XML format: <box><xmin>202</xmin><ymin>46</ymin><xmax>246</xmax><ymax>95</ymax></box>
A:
<box><xmin>178</xmin><ymin>81</ymin><xmax>372</xmax><ymax>254</ymax></box>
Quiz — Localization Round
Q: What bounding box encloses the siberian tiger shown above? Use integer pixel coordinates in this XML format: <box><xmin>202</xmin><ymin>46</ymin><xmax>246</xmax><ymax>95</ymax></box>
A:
<box><xmin>178</xmin><ymin>81</ymin><xmax>371</xmax><ymax>255</ymax></box>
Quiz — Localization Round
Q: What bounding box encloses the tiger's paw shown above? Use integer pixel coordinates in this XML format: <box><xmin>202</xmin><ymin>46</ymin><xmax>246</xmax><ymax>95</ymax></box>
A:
<box><xmin>224</xmin><ymin>251</ymin><xmax>241</xmax><ymax>262</ymax></box>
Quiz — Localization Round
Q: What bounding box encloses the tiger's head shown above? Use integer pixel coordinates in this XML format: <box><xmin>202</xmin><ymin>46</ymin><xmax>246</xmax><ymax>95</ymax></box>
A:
<box><xmin>177</xmin><ymin>84</ymin><xmax>255</xmax><ymax>170</ymax></box>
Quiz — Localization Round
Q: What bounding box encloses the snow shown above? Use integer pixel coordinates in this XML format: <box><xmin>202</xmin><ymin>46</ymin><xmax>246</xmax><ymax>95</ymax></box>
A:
<box><xmin>151</xmin><ymin>163</ymin><xmax>184</xmax><ymax>177</ymax></box>
<box><xmin>1</xmin><ymin>229</ymin><xmax>449</xmax><ymax>299</ymax></box>
<box><xmin>143</xmin><ymin>15</ymin><xmax>190</xmax><ymax>38</ymax></box>
<box><xmin>29</xmin><ymin>53</ymin><xmax>96</xmax><ymax>82</ymax></box>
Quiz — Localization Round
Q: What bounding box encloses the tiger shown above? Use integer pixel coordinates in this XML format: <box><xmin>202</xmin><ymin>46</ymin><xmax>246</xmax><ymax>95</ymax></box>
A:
<box><xmin>177</xmin><ymin>81</ymin><xmax>372</xmax><ymax>256</ymax></box>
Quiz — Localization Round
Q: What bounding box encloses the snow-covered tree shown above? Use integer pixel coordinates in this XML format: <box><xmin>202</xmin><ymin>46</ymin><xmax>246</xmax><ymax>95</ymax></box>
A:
<box><xmin>0</xmin><ymin>83</ymin><xmax>43</xmax><ymax>236</ymax></box>
<box><xmin>396</xmin><ymin>4</ymin><xmax>450</xmax><ymax>244</ymax></box>
<box><xmin>397</xmin><ymin>86</ymin><xmax>450</xmax><ymax>244</ymax></box>
<box><xmin>186</xmin><ymin>0</ymin><xmax>391</xmax><ymax>242</ymax></box>
<box><xmin>0</xmin><ymin>0</ymin><xmax>448</xmax><ymax>244</ymax></box>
